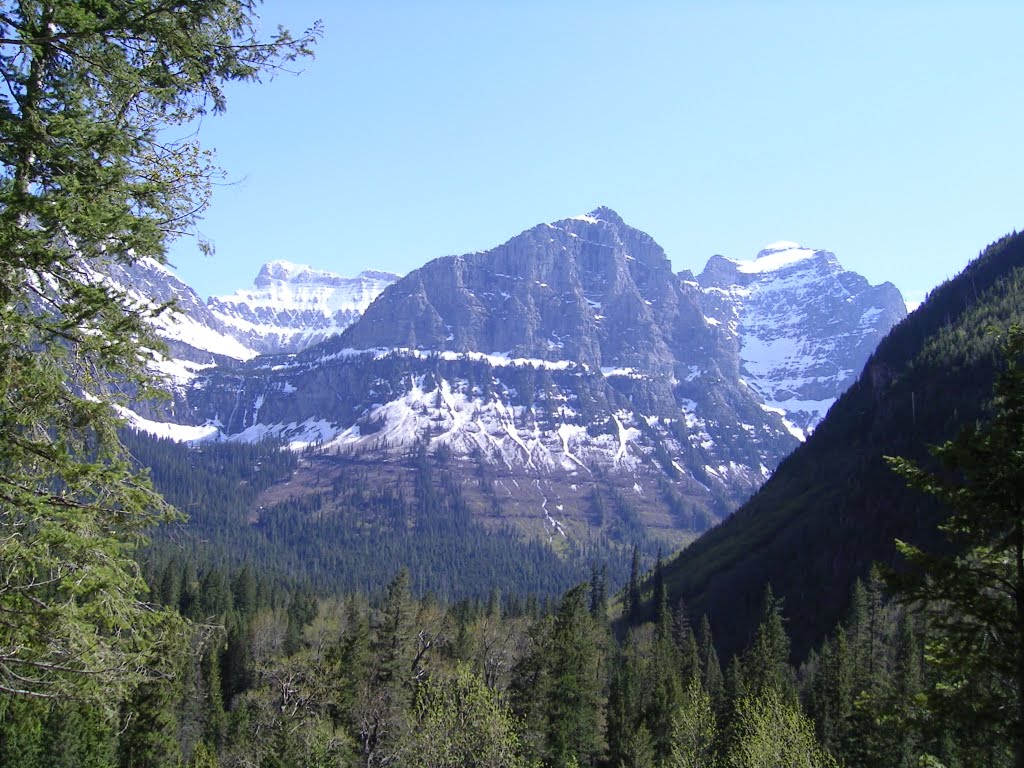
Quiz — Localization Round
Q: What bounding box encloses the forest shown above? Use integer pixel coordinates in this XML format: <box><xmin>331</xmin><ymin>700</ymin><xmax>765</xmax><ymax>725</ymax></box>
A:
<box><xmin>0</xmin><ymin>541</ymin><xmax>1015</xmax><ymax>767</ymax></box>
<box><xmin>1</xmin><ymin>1</ymin><xmax>1023</xmax><ymax>767</ymax></box>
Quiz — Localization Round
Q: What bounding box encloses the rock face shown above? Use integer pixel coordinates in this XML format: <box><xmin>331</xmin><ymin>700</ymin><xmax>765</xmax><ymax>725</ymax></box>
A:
<box><xmin>697</xmin><ymin>243</ymin><xmax>906</xmax><ymax>435</ymax></box>
<box><xmin>339</xmin><ymin>208</ymin><xmax>683</xmax><ymax>372</ymax></box>
<box><xmin>116</xmin><ymin>207</ymin><xmax>905</xmax><ymax>546</ymax></box>
<box><xmin>207</xmin><ymin>261</ymin><xmax>399</xmax><ymax>354</ymax></box>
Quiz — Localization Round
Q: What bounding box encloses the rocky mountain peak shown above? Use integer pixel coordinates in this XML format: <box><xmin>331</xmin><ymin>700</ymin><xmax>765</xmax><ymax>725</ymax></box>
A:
<box><xmin>251</xmin><ymin>260</ymin><xmax>391</xmax><ymax>290</ymax></box>
<box><xmin>254</xmin><ymin>259</ymin><xmax>306</xmax><ymax>288</ymax></box>
<box><xmin>697</xmin><ymin>243</ymin><xmax>906</xmax><ymax>434</ymax></box>
<box><xmin>332</xmin><ymin>208</ymin><xmax>689</xmax><ymax>371</ymax></box>
<box><xmin>117</xmin><ymin>207</ymin><xmax>909</xmax><ymax>555</ymax></box>
<box><xmin>207</xmin><ymin>262</ymin><xmax>399</xmax><ymax>355</ymax></box>
<box><xmin>575</xmin><ymin>206</ymin><xmax>626</xmax><ymax>227</ymax></box>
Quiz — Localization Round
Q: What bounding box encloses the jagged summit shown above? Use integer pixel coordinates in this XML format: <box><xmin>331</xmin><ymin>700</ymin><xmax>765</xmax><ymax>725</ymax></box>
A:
<box><xmin>252</xmin><ymin>260</ymin><xmax>395</xmax><ymax>289</ymax></box>
<box><xmin>333</xmin><ymin>205</ymin><xmax>684</xmax><ymax>370</ymax></box>
<box><xmin>569</xmin><ymin>206</ymin><xmax>626</xmax><ymax>227</ymax></box>
<box><xmin>696</xmin><ymin>243</ymin><xmax>905</xmax><ymax>434</ymax></box>
<box><xmin>113</xmin><ymin>207</ymin><xmax>907</xmax><ymax>552</ymax></box>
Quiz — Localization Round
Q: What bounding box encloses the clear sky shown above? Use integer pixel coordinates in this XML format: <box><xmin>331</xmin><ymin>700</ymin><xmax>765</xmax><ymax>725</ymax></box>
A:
<box><xmin>168</xmin><ymin>1</ymin><xmax>1024</xmax><ymax>310</ymax></box>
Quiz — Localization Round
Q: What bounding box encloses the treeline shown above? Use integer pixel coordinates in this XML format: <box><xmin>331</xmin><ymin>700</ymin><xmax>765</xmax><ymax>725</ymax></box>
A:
<box><xmin>1</xmin><ymin>558</ymin><xmax>1007</xmax><ymax>767</ymax></box>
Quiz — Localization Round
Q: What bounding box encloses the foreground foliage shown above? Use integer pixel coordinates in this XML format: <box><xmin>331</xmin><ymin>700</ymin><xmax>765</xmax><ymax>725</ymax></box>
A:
<box><xmin>0</xmin><ymin>0</ymin><xmax>315</xmax><ymax>703</ymax></box>
<box><xmin>1</xmin><ymin>555</ymin><xmax>1000</xmax><ymax>768</ymax></box>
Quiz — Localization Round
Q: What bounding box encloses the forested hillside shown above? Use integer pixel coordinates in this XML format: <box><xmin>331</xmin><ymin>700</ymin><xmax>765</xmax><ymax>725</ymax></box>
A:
<box><xmin>653</xmin><ymin>230</ymin><xmax>1024</xmax><ymax>660</ymax></box>
<box><xmin>127</xmin><ymin>431</ymin><xmax>635</xmax><ymax>601</ymax></box>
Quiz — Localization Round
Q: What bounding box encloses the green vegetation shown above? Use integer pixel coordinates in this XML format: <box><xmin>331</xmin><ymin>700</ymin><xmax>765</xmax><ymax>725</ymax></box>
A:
<box><xmin>1</xmin><ymin>0</ymin><xmax>1022</xmax><ymax>765</ymax></box>
<box><xmin>0</xmin><ymin>0</ymin><xmax>315</xmax><ymax>706</ymax></box>
<box><xmin>0</xmin><ymin>552</ymin><xmax>1010</xmax><ymax>767</ymax></box>
<box><xmin>887</xmin><ymin>326</ymin><xmax>1024</xmax><ymax>767</ymax></box>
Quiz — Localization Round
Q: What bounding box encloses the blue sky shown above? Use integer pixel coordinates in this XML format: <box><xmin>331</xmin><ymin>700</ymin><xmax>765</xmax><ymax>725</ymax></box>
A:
<box><xmin>168</xmin><ymin>1</ymin><xmax>1024</xmax><ymax>309</ymax></box>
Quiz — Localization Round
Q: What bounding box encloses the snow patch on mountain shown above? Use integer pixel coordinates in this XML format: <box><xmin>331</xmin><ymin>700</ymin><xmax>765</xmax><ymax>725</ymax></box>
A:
<box><xmin>737</xmin><ymin>243</ymin><xmax>819</xmax><ymax>273</ymax></box>
<box><xmin>94</xmin><ymin>258</ymin><xmax>260</xmax><ymax>369</ymax></box>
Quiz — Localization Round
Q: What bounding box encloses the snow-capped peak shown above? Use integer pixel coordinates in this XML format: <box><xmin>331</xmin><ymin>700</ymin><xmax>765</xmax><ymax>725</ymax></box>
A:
<box><xmin>207</xmin><ymin>263</ymin><xmax>399</xmax><ymax>355</ymax></box>
<box><xmin>737</xmin><ymin>242</ymin><xmax>820</xmax><ymax>274</ymax></box>
<box><xmin>255</xmin><ymin>260</ymin><xmax>332</xmax><ymax>287</ymax></box>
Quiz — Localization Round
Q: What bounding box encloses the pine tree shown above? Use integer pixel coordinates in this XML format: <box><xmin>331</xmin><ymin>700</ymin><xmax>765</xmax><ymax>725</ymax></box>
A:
<box><xmin>626</xmin><ymin>545</ymin><xmax>642</xmax><ymax>622</ymax></box>
<box><xmin>0</xmin><ymin>0</ymin><xmax>317</xmax><ymax>704</ymax></box>
<box><xmin>545</xmin><ymin>584</ymin><xmax>604</xmax><ymax>767</ymax></box>
<box><xmin>696</xmin><ymin>616</ymin><xmax>726</xmax><ymax>714</ymax></box>
<box><xmin>741</xmin><ymin>586</ymin><xmax>796</xmax><ymax>704</ymax></box>
<box><xmin>589</xmin><ymin>563</ymin><xmax>608</xmax><ymax>620</ymax></box>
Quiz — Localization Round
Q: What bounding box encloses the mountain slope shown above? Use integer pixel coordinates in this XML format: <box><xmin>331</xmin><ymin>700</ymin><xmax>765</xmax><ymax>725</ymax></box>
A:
<box><xmin>100</xmin><ymin>258</ymin><xmax>258</xmax><ymax>384</ymax></box>
<box><xmin>120</xmin><ymin>208</ymin><xmax>904</xmax><ymax>561</ymax></box>
<box><xmin>655</xmin><ymin>230</ymin><xmax>1024</xmax><ymax>660</ymax></box>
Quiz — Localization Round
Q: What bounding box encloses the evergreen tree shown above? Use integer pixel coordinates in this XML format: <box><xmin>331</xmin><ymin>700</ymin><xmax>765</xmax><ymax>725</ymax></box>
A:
<box><xmin>0</xmin><ymin>0</ymin><xmax>317</xmax><ymax>704</ymax></box>
<box><xmin>742</xmin><ymin>585</ymin><xmax>796</xmax><ymax>703</ymax></box>
<box><xmin>544</xmin><ymin>584</ymin><xmax>604</xmax><ymax>767</ymax></box>
<box><xmin>41</xmin><ymin>700</ymin><xmax>117</xmax><ymax>768</ymax></box>
<box><xmin>648</xmin><ymin>608</ymin><xmax>684</xmax><ymax>760</ymax></box>
<box><xmin>672</xmin><ymin>600</ymin><xmax>700</xmax><ymax>684</ymax></box>
<box><xmin>117</xmin><ymin>624</ymin><xmax>192</xmax><ymax>768</ymax></box>
<box><xmin>696</xmin><ymin>616</ymin><xmax>726</xmax><ymax>714</ymax></box>
<box><xmin>606</xmin><ymin>638</ymin><xmax>639</xmax><ymax>768</ymax></box>
<box><xmin>619</xmin><ymin>723</ymin><xmax>656</xmax><ymax>768</ymax></box>
<box><xmin>625</xmin><ymin>545</ymin><xmax>642</xmax><ymax>622</ymax></box>
<box><xmin>589</xmin><ymin>563</ymin><xmax>608</xmax><ymax>620</ymax></box>
<box><xmin>652</xmin><ymin>549</ymin><xmax>666</xmax><ymax>626</ymax></box>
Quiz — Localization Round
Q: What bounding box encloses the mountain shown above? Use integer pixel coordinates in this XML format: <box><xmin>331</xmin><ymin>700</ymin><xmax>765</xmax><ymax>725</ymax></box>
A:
<box><xmin>149</xmin><ymin>207</ymin><xmax>903</xmax><ymax>552</ymax></box>
<box><xmin>98</xmin><ymin>258</ymin><xmax>397</xmax><ymax>391</ymax></box>
<box><xmin>207</xmin><ymin>261</ymin><xmax>400</xmax><ymax>354</ymax></box>
<box><xmin>697</xmin><ymin>242</ymin><xmax>906</xmax><ymax>435</ymax></box>
<box><xmin>652</xmin><ymin>230</ymin><xmax>1024</xmax><ymax>660</ymax></box>
<box><xmin>100</xmin><ymin>257</ymin><xmax>258</xmax><ymax>384</ymax></box>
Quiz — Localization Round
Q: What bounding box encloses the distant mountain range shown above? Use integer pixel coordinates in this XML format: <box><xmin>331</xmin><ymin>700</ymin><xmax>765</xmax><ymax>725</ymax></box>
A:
<box><xmin>112</xmin><ymin>207</ymin><xmax>905</xmax><ymax>550</ymax></box>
